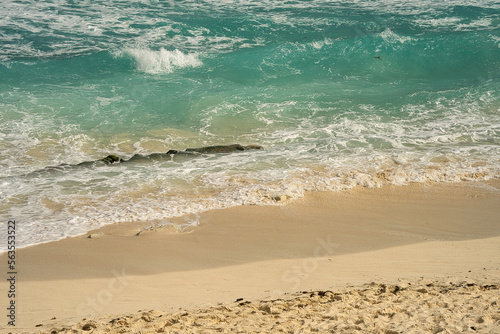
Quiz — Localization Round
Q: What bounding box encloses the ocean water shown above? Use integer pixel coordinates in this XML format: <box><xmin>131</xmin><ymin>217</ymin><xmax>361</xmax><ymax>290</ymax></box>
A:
<box><xmin>1</xmin><ymin>0</ymin><xmax>499</xmax><ymax>250</ymax></box>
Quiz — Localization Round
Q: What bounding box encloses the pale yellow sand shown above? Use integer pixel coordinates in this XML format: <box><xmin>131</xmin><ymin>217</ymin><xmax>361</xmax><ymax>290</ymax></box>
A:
<box><xmin>29</xmin><ymin>278</ymin><xmax>500</xmax><ymax>333</ymax></box>
<box><xmin>1</xmin><ymin>180</ymin><xmax>499</xmax><ymax>333</ymax></box>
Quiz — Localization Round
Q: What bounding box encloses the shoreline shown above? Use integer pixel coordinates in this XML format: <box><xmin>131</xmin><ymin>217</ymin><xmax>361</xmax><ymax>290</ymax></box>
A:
<box><xmin>1</xmin><ymin>180</ymin><xmax>499</xmax><ymax>332</ymax></box>
<box><xmin>4</xmin><ymin>166</ymin><xmax>498</xmax><ymax>253</ymax></box>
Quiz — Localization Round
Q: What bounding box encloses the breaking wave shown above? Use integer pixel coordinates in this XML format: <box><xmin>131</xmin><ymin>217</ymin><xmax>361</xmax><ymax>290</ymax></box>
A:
<box><xmin>119</xmin><ymin>48</ymin><xmax>203</xmax><ymax>74</ymax></box>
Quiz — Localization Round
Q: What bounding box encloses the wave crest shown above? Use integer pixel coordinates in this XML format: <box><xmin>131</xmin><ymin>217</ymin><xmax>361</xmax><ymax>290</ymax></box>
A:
<box><xmin>120</xmin><ymin>47</ymin><xmax>202</xmax><ymax>74</ymax></box>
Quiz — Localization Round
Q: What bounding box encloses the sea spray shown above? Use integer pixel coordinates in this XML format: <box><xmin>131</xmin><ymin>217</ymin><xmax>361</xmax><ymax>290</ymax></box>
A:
<box><xmin>119</xmin><ymin>48</ymin><xmax>203</xmax><ymax>74</ymax></box>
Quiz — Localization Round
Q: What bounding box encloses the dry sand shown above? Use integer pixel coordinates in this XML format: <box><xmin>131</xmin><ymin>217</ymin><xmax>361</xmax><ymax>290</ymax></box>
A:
<box><xmin>1</xmin><ymin>180</ymin><xmax>499</xmax><ymax>333</ymax></box>
<box><xmin>27</xmin><ymin>279</ymin><xmax>500</xmax><ymax>333</ymax></box>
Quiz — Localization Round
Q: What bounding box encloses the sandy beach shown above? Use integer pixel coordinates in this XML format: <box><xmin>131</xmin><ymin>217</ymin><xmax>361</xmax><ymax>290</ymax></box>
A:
<box><xmin>1</xmin><ymin>180</ymin><xmax>500</xmax><ymax>333</ymax></box>
<box><xmin>3</xmin><ymin>1</ymin><xmax>499</xmax><ymax>333</ymax></box>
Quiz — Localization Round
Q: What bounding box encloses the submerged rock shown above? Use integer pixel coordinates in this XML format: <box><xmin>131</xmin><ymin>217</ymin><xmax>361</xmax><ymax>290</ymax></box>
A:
<box><xmin>168</xmin><ymin>144</ymin><xmax>263</xmax><ymax>155</ymax></box>
<box><xmin>29</xmin><ymin>144</ymin><xmax>263</xmax><ymax>175</ymax></box>
<box><xmin>101</xmin><ymin>155</ymin><xmax>124</xmax><ymax>164</ymax></box>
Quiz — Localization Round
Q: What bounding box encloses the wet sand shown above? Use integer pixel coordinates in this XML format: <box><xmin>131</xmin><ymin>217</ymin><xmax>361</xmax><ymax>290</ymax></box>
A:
<box><xmin>1</xmin><ymin>180</ymin><xmax>499</xmax><ymax>333</ymax></box>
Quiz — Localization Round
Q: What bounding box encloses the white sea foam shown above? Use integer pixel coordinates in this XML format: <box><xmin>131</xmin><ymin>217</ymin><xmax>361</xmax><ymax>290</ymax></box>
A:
<box><xmin>351</xmin><ymin>0</ymin><xmax>500</xmax><ymax>15</ymax></box>
<box><xmin>378</xmin><ymin>28</ymin><xmax>412</xmax><ymax>44</ymax></box>
<box><xmin>1</xmin><ymin>148</ymin><xmax>497</xmax><ymax>253</ymax></box>
<box><xmin>2</xmin><ymin>0</ymin><xmax>497</xmax><ymax>62</ymax></box>
<box><xmin>120</xmin><ymin>48</ymin><xmax>202</xmax><ymax>74</ymax></box>
<box><xmin>414</xmin><ymin>17</ymin><xmax>462</xmax><ymax>29</ymax></box>
<box><xmin>456</xmin><ymin>18</ymin><xmax>495</xmax><ymax>31</ymax></box>
<box><xmin>490</xmin><ymin>35</ymin><xmax>500</xmax><ymax>48</ymax></box>
<box><xmin>310</xmin><ymin>38</ymin><xmax>333</xmax><ymax>50</ymax></box>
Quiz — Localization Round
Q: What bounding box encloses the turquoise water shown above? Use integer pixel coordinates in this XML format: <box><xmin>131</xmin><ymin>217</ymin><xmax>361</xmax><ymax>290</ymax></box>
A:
<box><xmin>1</xmin><ymin>0</ymin><xmax>499</xmax><ymax>249</ymax></box>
